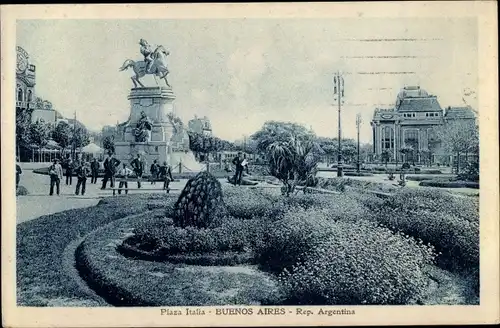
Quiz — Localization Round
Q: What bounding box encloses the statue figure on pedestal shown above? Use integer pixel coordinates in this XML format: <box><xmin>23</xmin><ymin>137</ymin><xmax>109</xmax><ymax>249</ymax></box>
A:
<box><xmin>134</xmin><ymin>111</ymin><xmax>153</xmax><ymax>142</ymax></box>
<box><xmin>119</xmin><ymin>38</ymin><xmax>171</xmax><ymax>88</ymax></box>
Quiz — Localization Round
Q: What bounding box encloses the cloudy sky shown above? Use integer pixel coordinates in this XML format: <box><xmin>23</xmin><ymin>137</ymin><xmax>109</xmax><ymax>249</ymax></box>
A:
<box><xmin>17</xmin><ymin>18</ymin><xmax>477</xmax><ymax>142</ymax></box>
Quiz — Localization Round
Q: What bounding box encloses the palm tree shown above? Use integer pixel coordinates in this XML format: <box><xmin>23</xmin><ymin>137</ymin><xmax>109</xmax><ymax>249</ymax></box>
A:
<box><xmin>266</xmin><ymin>135</ymin><xmax>320</xmax><ymax>196</ymax></box>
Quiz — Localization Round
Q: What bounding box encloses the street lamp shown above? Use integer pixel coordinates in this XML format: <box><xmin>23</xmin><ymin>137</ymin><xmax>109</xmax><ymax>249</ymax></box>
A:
<box><xmin>333</xmin><ymin>71</ymin><xmax>345</xmax><ymax>177</ymax></box>
<box><xmin>356</xmin><ymin>113</ymin><xmax>362</xmax><ymax>173</ymax></box>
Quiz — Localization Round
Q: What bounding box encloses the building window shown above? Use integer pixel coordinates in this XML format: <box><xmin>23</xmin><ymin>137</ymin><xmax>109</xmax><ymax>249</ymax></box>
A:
<box><xmin>17</xmin><ymin>87</ymin><xmax>24</xmax><ymax>102</ymax></box>
<box><xmin>404</xmin><ymin>130</ymin><xmax>419</xmax><ymax>149</ymax></box>
<box><xmin>381</xmin><ymin>126</ymin><xmax>394</xmax><ymax>151</ymax></box>
<box><xmin>27</xmin><ymin>90</ymin><xmax>32</xmax><ymax>102</ymax></box>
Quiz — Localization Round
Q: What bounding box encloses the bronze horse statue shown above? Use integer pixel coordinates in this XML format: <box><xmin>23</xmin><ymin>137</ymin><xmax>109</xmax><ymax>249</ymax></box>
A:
<box><xmin>119</xmin><ymin>46</ymin><xmax>171</xmax><ymax>88</ymax></box>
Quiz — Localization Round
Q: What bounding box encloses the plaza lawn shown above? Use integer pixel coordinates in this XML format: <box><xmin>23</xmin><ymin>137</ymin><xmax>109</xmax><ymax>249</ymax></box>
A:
<box><xmin>17</xmin><ymin>180</ymin><xmax>479</xmax><ymax>306</ymax></box>
<box><xmin>16</xmin><ymin>193</ymin><xmax>177</xmax><ymax>306</ymax></box>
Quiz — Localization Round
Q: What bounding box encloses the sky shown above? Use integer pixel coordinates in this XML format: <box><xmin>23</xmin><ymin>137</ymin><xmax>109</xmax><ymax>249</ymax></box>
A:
<box><xmin>17</xmin><ymin>18</ymin><xmax>477</xmax><ymax>143</ymax></box>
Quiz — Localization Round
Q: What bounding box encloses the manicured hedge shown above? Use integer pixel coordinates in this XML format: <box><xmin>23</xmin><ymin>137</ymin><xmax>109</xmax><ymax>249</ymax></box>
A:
<box><xmin>344</xmin><ymin>172</ymin><xmax>374</xmax><ymax>177</ymax></box>
<box><xmin>406</xmin><ymin>175</ymin><xmax>454</xmax><ymax>182</ymax></box>
<box><xmin>278</xmin><ymin>219</ymin><xmax>436</xmax><ymax>305</ymax></box>
<box><xmin>419</xmin><ymin>179</ymin><xmax>479</xmax><ymax>189</ymax></box>
<box><xmin>16</xmin><ymin>185</ymin><xmax>29</xmax><ymax>196</ymax></box>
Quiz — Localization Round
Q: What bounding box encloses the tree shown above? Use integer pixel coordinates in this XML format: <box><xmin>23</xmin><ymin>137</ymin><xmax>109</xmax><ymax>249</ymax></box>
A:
<box><xmin>381</xmin><ymin>149</ymin><xmax>391</xmax><ymax>167</ymax></box>
<box><xmin>251</xmin><ymin>121</ymin><xmax>316</xmax><ymax>154</ymax></box>
<box><xmin>400</xmin><ymin>146</ymin><xmax>413</xmax><ymax>164</ymax></box>
<box><xmin>72</xmin><ymin>126</ymin><xmax>91</xmax><ymax>150</ymax></box>
<box><xmin>29</xmin><ymin>119</ymin><xmax>50</xmax><ymax>149</ymax></box>
<box><xmin>435</xmin><ymin>120</ymin><xmax>479</xmax><ymax>174</ymax></box>
<box><xmin>102</xmin><ymin>135</ymin><xmax>115</xmax><ymax>154</ymax></box>
<box><xmin>16</xmin><ymin>108</ymin><xmax>33</xmax><ymax>159</ymax></box>
<box><xmin>52</xmin><ymin>121</ymin><xmax>72</xmax><ymax>155</ymax></box>
<box><xmin>266</xmin><ymin>135</ymin><xmax>320</xmax><ymax>196</ymax></box>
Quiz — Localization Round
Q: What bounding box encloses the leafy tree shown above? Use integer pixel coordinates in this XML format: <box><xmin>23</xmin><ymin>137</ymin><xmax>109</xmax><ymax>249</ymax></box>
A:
<box><xmin>72</xmin><ymin>126</ymin><xmax>91</xmax><ymax>150</ymax></box>
<box><xmin>251</xmin><ymin>121</ymin><xmax>316</xmax><ymax>153</ymax></box>
<box><xmin>16</xmin><ymin>108</ymin><xmax>33</xmax><ymax>158</ymax></box>
<box><xmin>400</xmin><ymin>146</ymin><xmax>414</xmax><ymax>164</ymax></box>
<box><xmin>102</xmin><ymin>135</ymin><xmax>115</xmax><ymax>154</ymax></box>
<box><xmin>29</xmin><ymin>119</ymin><xmax>50</xmax><ymax>149</ymax></box>
<box><xmin>435</xmin><ymin>120</ymin><xmax>479</xmax><ymax>174</ymax></box>
<box><xmin>52</xmin><ymin>121</ymin><xmax>72</xmax><ymax>154</ymax></box>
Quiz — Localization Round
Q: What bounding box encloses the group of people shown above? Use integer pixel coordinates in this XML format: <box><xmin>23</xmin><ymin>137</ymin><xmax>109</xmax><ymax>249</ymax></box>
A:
<box><xmin>100</xmin><ymin>152</ymin><xmax>174</xmax><ymax>194</ymax></box>
<box><xmin>48</xmin><ymin>155</ymin><xmax>94</xmax><ymax>196</ymax></box>
<box><xmin>45</xmin><ymin>152</ymin><xmax>174</xmax><ymax>196</ymax></box>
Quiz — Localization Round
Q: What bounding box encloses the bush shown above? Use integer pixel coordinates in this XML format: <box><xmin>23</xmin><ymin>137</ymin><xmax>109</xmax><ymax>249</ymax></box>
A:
<box><xmin>419</xmin><ymin>180</ymin><xmax>479</xmax><ymax>189</ymax></box>
<box><xmin>458</xmin><ymin>161</ymin><xmax>479</xmax><ymax>182</ymax></box>
<box><xmin>406</xmin><ymin>175</ymin><xmax>453</xmax><ymax>182</ymax></box>
<box><xmin>367</xmin><ymin>189</ymin><xmax>479</xmax><ymax>272</ymax></box>
<box><xmin>16</xmin><ymin>185</ymin><xmax>29</xmax><ymax>196</ymax></box>
<box><xmin>278</xmin><ymin>220</ymin><xmax>436</xmax><ymax>305</ymax></box>
<box><xmin>256</xmin><ymin>208</ymin><xmax>336</xmax><ymax>274</ymax></box>
<box><xmin>344</xmin><ymin>172</ymin><xmax>374</xmax><ymax>177</ymax></box>
<box><xmin>173</xmin><ymin>171</ymin><xmax>227</xmax><ymax>228</ymax></box>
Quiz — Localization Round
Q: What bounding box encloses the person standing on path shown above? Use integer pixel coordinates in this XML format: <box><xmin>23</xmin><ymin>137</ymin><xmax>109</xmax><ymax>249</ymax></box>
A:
<box><xmin>75</xmin><ymin>161</ymin><xmax>91</xmax><ymax>196</ymax></box>
<box><xmin>232</xmin><ymin>152</ymin><xmax>244</xmax><ymax>186</ymax></box>
<box><xmin>159</xmin><ymin>161</ymin><xmax>174</xmax><ymax>192</ymax></box>
<box><xmin>150</xmin><ymin>159</ymin><xmax>159</xmax><ymax>185</ymax></box>
<box><xmin>131</xmin><ymin>153</ymin><xmax>145</xmax><ymax>189</ymax></box>
<box><xmin>90</xmin><ymin>158</ymin><xmax>100</xmax><ymax>184</ymax></box>
<box><xmin>101</xmin><ymin>152</ymin><xmax>121</xmax><ymax>190</ymax></box>
<box><xmin>65</xmin><ymin>158</ymin><xmax>74</xmax><ymax>186</ymax></box>
<box><xmin>117</xmin><ymin>163</ymin><xmax>133</xmax><ymax>195</ymax></box>
<box><xmin>16</xmin><ymin>157</ymin><xmax>22</xmax><ymax>188</ymax></box>
<box><xmin>48</xmin><ymin>159</ymin><xmax>63</xmax><ymax>196</ymax></box>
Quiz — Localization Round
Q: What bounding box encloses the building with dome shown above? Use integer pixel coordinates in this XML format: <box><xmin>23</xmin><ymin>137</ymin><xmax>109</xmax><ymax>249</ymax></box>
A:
<box><xmin>370</xmin><ymin>86</ymin><xmax>476</xmax><ymax>164</ymax></box>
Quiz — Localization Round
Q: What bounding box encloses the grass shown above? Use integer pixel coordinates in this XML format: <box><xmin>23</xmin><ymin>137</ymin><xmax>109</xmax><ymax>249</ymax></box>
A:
<box><xmin>16</xmin><ymin>193</ymin><xmax>177</xmax><ymax>306</ymax></box>
<box><xmin>77</xmin><ymin>211</ymin><xmax>282</xmax><ymax>306</ymax></box>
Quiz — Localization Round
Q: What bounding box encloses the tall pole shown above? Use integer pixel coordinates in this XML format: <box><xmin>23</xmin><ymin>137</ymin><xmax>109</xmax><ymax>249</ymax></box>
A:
<box><xmin>73</xmin><ymin>110</ymin><xmax>77</xmax><ymax>160</ymax></box>
<box><xmin>356</xmin><ymin>114</ymin><xmax>361</xmax><ymax>173</ymax></box>
<box><xmin>335</xmin><ymin>71</ymin><xmax>344</xmax><ymax>177</ymax></box>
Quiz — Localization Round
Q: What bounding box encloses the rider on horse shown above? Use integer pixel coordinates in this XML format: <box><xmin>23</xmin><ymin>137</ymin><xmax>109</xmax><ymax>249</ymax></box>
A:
<box><xmin>139</xmin><ymin>39</ymin><xmax>155</xmax><ymax>73</ymax></box>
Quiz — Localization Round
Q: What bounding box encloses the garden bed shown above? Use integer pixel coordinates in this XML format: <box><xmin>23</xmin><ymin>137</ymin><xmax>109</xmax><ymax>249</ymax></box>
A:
<box><xmin>406</xmin><ymin>174</ymin><xmax>455</xmax><ymax>182</ymax></box>
<box><xmin>76</xmin><ymin>213</ymin><xmax>282</xmax><ymax>306</ymax></box>
<box><xmin>16</xmin><ymin>193</ymin><xmax>177</xmax><ymax>306</ymax></box>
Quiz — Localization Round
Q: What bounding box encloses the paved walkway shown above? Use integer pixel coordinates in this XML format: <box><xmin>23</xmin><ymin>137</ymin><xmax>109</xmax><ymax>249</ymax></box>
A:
<box><xmin>16</xmin><ymin>165</ymin><xmax>189</xmax><ymax>224</ymax></box>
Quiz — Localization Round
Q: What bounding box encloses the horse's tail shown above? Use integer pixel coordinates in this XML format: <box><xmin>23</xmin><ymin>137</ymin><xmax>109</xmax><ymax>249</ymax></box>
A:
<box><xmin>119</xmin><ymin>59</ymin><xmax>134</xmax><ymax>71</ymax></box>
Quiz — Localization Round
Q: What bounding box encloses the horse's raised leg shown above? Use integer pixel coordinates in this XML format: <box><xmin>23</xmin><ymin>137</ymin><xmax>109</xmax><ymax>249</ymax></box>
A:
<box><xmin>164</xmin><ymin>76</ymin><xmax>171</xmax><ymax>88</ymax></box>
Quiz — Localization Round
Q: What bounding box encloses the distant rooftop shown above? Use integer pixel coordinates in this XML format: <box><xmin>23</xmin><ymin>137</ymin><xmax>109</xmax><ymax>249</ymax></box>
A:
<box><xmin>444</xmin><ymin>106</ymin><xmax>476</xmax><ymax>120</ymax></box>
<box><xmin>395</xmin><ymin>86</ymin><xmax>442</xmax><ymax>112</ymax></box>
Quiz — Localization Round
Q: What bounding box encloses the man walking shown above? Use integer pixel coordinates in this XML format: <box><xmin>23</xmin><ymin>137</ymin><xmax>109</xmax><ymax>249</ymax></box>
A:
<box><xmin>90</xmin><ymin>158</ymin><xmax>100</xmax><ymax>184</ymax></box>
<box><xmin>131</xmin><ymin>153</ymin><xmax>145</xmax><ymax>189</ymax></box>
<box><xmin>75</xmin><ymin>161</ymin><xmax>91</xmax><ymax>196</ymax></box>
<box><xmin>159</xmin><ymin>161</ymin><xmax>174</xmax><ymax>192</ymax></box>
<box><xmin>150</xmin><ymin>159</ymin><xmax>159</xmax><ymax>185</ymax></box>
<box><xmin>65</xmin><ymin>157</ymin><xmax>74</xmax><ymax>185</ymax></box>
<box><xmin>101</xmin><ymin>152</ymin><xmax>120</xmax><ymax>190</ymax></box>
<box><xmin>117</xmin><ymin>163</ymin><xmax>133</xmax><ymax>195</ymax></box>
<box><xmin>232</xmin><ymin>152</ymin><xmax>244</xmax><ymax>186</ymax></box>
<box><xmin>49</xmin><ymin>158</ymin><xmax>63</xmax><ymax>196</ymax></box>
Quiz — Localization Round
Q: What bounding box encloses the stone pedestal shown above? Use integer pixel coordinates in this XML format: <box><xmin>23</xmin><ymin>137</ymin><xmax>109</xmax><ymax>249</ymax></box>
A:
<box><xmin>115</xmin><ymin>86</ymin><xmax>203</xmax><ymax>172</ymax></box>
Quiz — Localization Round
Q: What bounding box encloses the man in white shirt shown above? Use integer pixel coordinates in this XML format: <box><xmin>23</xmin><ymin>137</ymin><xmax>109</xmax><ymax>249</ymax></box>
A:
<box><xmin>117</xmin><ymin>163</ymin><xmax>133</xmax><ymax>195</ymax></box>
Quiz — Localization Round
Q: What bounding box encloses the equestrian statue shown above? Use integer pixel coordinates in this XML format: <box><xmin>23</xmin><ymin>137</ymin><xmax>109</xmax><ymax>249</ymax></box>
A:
<box><xmin>119</xmin><ymin>39</ymin><xmax>171</xmax><ymax>88</ymax></box>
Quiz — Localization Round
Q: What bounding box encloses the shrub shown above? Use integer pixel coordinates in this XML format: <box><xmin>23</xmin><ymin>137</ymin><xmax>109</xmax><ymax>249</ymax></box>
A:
<box><xmin>368</xmin><ymin>189</ymin><xmax>479</xmax><ymax>272</ymax></box>
<box><xmin>458</xmin><ymin>161</ymin><xmax>479</xmax><ymax>182</ymax></box>
<box><xmin>406</xmin><ymin>175</ymin><xmax>453</xmax><ymax>182</ymax></box>
<box><xmin>344</xmin><ymin>172</ymin><xmax>374</xmax><ymax>177</ymax></box>
<box><xmin>173</xmin><ymin>171</ymin><xmax>227</xmax><ymax>228</ymax></box>
<box><xmin>278</xmin><ymin>220</ymin><xmax>436</xmax><ymax>305</ymax></box>
<box><xmin>16</xmin><ymin>185</ymin><xmax>29</xmax><ymax>196</ymax></box>
<box><xmin>419</xmin><ymin>180</ymin><xmax>479</xmax><ymax>189</ymax></box>
<box><xmin>256</xmin><ymin>208</ymin><xmax>336</xmax><ymax>274</ymax></box>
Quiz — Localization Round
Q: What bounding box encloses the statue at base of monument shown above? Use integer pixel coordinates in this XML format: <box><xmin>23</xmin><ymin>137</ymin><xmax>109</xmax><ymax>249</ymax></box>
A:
<box><xmin>119</xmin><ymin>38</ymin><xmax>171</xmax><ymax>88</ymax></box>
<box><xmin>134</xmin><ymin>111</ymin><xmax>153</xmax><ymax>142</ymax></box>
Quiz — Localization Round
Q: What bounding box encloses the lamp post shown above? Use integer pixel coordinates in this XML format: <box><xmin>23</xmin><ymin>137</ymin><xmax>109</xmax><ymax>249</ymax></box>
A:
<box><xmin>333</xmin><ymin>71</ymin><xmax>345</xmax><ymax>177</ymax></box>
<box><xmin>356</xmin><ymin>113</ymin><xmax>361</xmax><ymax>173</ymax></box>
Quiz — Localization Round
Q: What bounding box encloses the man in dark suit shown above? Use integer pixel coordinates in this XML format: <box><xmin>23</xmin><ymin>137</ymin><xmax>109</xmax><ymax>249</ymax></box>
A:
<box><xmin>232</xmin><ymin>152</ymin><xmax>244</xmax><ymax>186</ymax></box>
<box><xmin>101</xmin><ymin>152</ymin><xmax>120</xmax><ymax>190</ymax></box>
<box><xmin>75</xmin><ymin>161</ymin><xmax>91</xmax><ymax>196</ymax></box>
<box><xmin>90</xmin><ymin>158</ymin><xmax>100</xmax><ymax>184</ymax></box>
<box><xmin>131</xmin><ymin>153</ymin><xmax>145</xmax><ymax>189</ymax></box>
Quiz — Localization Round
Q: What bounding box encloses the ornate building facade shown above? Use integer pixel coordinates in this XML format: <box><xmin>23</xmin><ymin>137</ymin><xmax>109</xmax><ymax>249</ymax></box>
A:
<box><xmin>16</xmin><ymin>46</ymin><xmax>56</xmax><ymax>124</ymax></box>
<box><xmin>188</xmin><ymin>115</ymin><xmax>212</xmax><ymax>136</ymax></box>
<box><xmin>371</xmin><ymin>86</ymin><xmax>476</xmax><ymax>164</ymax></box>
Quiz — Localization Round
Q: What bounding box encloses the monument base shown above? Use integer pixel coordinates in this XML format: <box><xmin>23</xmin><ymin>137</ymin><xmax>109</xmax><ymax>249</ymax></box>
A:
<box><xmin>115</xmin><ymin>141</ymin><xmax>203</xmax><ymax>173</ymax></box>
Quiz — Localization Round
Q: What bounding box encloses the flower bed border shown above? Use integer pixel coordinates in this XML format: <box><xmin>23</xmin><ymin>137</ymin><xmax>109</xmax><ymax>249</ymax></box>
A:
<box><xmin>117</xmin><ymin>242</ymin><xmax>256</xmax><ymax>266</ymax></box>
